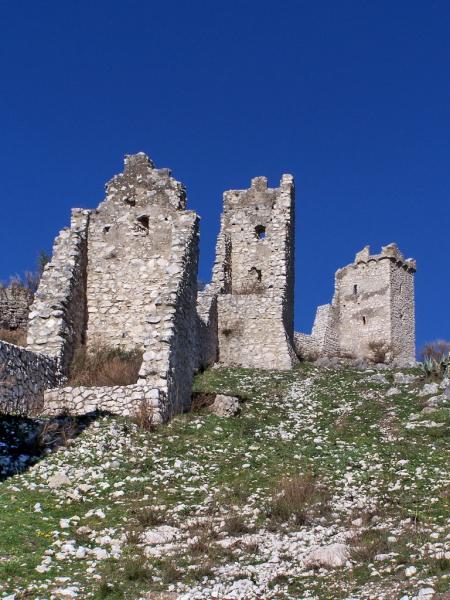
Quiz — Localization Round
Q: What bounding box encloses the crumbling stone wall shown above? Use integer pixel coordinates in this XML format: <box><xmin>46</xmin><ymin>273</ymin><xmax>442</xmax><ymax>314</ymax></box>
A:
<box><xmin>199</xmin><ymin>174</ymin><xmax>297</xmax><ymax>370</ymax></box>
<box><xmin>0</xmin><ymin>341</ymin><xmax>58</xmax><ymax>414</ymax></box>
<box><xmin>24</xmin><ymin>153</ymin><xmax>199</xmax><ymax>419</ymax></box>
<box><xmin>27</xmin><ymin>209</ymin><xmax>90</xmax><ymax>373</ymax></box>
<box><xmin>0</xmin><ymin>285</ymin><xmax>33</xmax><ymax>331</ymax></box>
<box><xmin>297</xmin><ymin>244</ymin><xmax>416</xmax><ymax>366</ymax></box>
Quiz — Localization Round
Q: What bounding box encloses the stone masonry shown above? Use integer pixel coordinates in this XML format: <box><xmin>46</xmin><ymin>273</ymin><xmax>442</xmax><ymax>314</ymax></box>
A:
<box><xmin>197</xmin><ymin>175</ymin><xmax>298</xmax><ymax>370</ymax></box>
<box><xmin>0</xmin><ymin>341</ymin><xmax>58</xmax><ymax>414</ymax></box>
<box><xmin>295</xmin><ymin>244</ymin><xmax>416</xmax><ymax>366</ymax></box>
<box><xmin>23</xmin><ymin>153</ymin><xmax>199</xmax><ymax>419</ymax></box>
<box><xmin>0</xmin><ymin>284</ymin><xmax>33</xmax><ymax>331</ymax></box>
<box><xmin>0</xmin><ymin>152</ymin><xmax>418</xmax><ymax>417</ymax></box>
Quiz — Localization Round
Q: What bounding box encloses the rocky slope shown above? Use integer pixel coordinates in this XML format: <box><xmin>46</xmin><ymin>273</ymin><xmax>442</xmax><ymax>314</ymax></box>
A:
<box><xmin>0</xmin><ymin>365</ymin><xmax>449</xmax><ymax>600</ymax></box>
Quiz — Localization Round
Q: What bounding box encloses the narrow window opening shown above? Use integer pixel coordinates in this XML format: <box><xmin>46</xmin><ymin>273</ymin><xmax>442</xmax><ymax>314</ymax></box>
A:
<box><xmin>249</xmin><ymin>266</ymin><xmax>262</xmax><ymax>282</ymax></box>
<box><xmin>124</xmin><ymin>196</ymin><xmax>136</xmax><ymax>206</ymax></box>
<box><xmin>362</xmin><ymin>316</ymin><xmax>366</xmax><ymax>325</ymax></box>
<box><xmin>353</xmin><ymin>284</ymin><xmax>358</xmax><ymax>294</ymax></box>
<box><xmin>103</xmin><ymin>225</ymin><xmax>111</xmax><ymax>234</ymax></box>
<box><xmin>255</xmin><ymin>225</ymin><xmax>266</xmax><ymax>239</ymax></box>
<box><xmin>137</xmin><ymin>215</ymin><xmax>149</xmax><ymax>230</ymax></box>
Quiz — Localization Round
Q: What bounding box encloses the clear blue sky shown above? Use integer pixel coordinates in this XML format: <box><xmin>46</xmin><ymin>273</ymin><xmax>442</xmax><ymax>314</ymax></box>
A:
<box><xmin>0</xmin><ymin>1</ymin><xmax>448</xmax><ymax>350</ymax></box>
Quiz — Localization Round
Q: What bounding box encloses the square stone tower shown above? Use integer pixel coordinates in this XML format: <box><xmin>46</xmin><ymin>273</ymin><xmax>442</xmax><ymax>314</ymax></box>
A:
<box><xmin>296</xmin><ymin>243</ymin><xmax>416</xmax><ymax>366</ymax></box>
<box><xmin>206</xmin><ymin>175</ymin><xmax>298</xmax><ymax>370</ymax></box>
<box><xmin>334</xmin><ymin>244</ymin><xmax>416</xmax><ymax>364</ymax></box>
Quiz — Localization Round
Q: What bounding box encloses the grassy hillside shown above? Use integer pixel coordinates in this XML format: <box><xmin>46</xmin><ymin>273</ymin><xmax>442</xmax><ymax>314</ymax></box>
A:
<box><xmin>0</xmin><ymin>364</ymin><xmax>448</xmax><ymax>599</ymax></box>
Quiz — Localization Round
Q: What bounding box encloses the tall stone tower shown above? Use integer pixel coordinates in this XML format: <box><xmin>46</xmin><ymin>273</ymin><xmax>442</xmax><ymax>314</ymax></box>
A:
<box><xmin>207</xmin><ymin>175</ymin><xmax>298</xmax><ymax>369</ymax></box>
<box><xmin>296</xmin><ymin>243</ymin><xmax>416</xmax><ymax>366</ymax></box>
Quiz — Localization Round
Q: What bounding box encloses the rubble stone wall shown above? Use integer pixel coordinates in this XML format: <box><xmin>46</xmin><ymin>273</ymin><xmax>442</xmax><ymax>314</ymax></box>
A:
<box><xmin>390</xmin><ymin>260</ymin><xmax>415</xmax><ymax>365</ymax></box>
<box><xmin>0</xmin><ymin>286</ymin><xmax>33</xmax><ymax>331</ymax></box>
<box><xmin>43</xmin><ymin>384</ymin><xmax>167</xmax><ymax>422</ymax></box>
<box><xmin>26</xmin><ymin>210</ymin><xmax>90</xmax><ymax>373</ymax></box>
<box><xmin>0</xmin><ymin>341</ymin><xmax>58</xmax><ymax>414</ymax></box>
<box><xmin>85</xmin><ymin>153</ymin><xmax>193</xmax><ymax>353</ymax></box>
<box><xmin>138</xmin><ymin>211</ymin><xmax>200</xmax><ymax>415</ymax></box>
<box><xmin>217</xmin><ymin>294</ymin><xmax>296</xmax><ymax>369</ymax></box>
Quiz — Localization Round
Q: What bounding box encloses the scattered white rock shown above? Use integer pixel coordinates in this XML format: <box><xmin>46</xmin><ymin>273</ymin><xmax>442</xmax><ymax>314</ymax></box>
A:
<box><xmin>48</xmin><ymin>472</ymin><xmax>71</xmax><ymax>489</ymax></box>
<box><xmin>141</xmin><ymin>525</ymin><xmax>180</xmax><ymax>545</ymax></box>
<box><xmin>304</xmin><ymin>543</ymin><xmax>350</xmax><ymax>568</ymax></box>
<box><xmin>209</xmin><ymin>394</ymin><xmax>241</xmax><ymax>417</ymax></box>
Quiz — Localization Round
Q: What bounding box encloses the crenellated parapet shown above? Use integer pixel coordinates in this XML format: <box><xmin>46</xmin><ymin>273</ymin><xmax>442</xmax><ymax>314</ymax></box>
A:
<box><xmin>352</xmin><ymin>243</ymin><xmax>416</xmax><ymax>273</ymax></box>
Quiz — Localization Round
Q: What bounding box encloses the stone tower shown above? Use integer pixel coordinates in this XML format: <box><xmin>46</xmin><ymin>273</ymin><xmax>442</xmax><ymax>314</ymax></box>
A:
<box><xmin>203</xmin><ymin>175</ymin><xmax>298</xmax><ymax>370</ymax></box>
<box><xmin>296</xmin><ymin>244</ymin><xmax>416</xmax><ymax>366</ymax></box>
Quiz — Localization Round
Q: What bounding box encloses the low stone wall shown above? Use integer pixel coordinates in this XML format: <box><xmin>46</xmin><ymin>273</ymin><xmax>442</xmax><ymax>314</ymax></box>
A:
<box><xmin>0</xmin><ymin>341</ymin><xmax>58</xmax><ymax>414</ymax></box>
<box><xmin>43</xmin><ymin>384</ymin><xmax>167</xmax><ymax>422</ymax></box>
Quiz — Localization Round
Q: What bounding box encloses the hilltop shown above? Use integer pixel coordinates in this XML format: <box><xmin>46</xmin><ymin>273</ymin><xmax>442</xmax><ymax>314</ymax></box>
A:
<box><xmin>0</xmin><ymin>364</ymin><xmax>448</xmax><ymax>600</ymax></box>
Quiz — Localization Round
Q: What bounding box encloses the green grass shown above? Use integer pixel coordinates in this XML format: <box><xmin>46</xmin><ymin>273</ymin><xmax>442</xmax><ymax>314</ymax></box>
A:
<box><xmin>0</xmin><ymin>364</ymin><xmax>448</xmax><ymax>599</ymax></box>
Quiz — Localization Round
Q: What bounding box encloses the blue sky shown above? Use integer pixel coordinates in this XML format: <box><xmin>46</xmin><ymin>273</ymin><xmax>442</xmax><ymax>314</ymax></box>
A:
<box><xmin>0</xmin><ymin>1</ymin><xmax>448</xmax><ymax>350</ymax></box>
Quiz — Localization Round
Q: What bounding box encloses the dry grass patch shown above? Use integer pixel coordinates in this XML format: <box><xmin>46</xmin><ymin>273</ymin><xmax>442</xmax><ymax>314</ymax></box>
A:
<box><xmin>268</xmin><ymin>472</ymin><xmax>330</xmax><ymax>526</ymax></box>
<box><xmin>68</xmin><ymin>345</ymin><xmax>142</xmax><ymax>387</ymax></box>
<box><xmin>132</xmin><ymin>401</ymin><xmax>157</xmax><ymax>431</ymax></box>
<box><xmin>191</xmin><ymin>391</ymin><xmax>216</xmax><ymax>412</ymax></box>
<box><xmin>223</xmin><ymin>514</ymin><xmax>251</xmax><ymax>535</ymax></box>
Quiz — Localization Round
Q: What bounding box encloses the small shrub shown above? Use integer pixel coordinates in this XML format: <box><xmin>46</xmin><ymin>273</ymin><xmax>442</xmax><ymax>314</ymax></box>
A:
<box><xmin>0</xmin><ymin>328</ymin><xmax>27</xmax><ymax>346</ymax></box>
<box><xmin>134</xmin><ymin>506</ymin><xmax>165</xmax><ymax>528</ymax></box>
<box><xmin>223</xmin><ymin>514</ymin><xmax>251</xmax><ymax>535</ymax></box>
<box><xmin>191</xmin><ymin>561</ymin><xmax>215</xmax><ymax>581</ymax></box>
<box><xmin>157</xmin><ymin>559</ymin><xmax>181</xmax><ymax>584</ymax></box>
<box><xmin>132</xmin><ymin>401</ymin><xmax>156</xmax><ymax>431</ymax></box>
<box><xmin>299</xmin><ymin>349</ymin><xmax>319</xmax><ymax>362</ymax></box>
<box><xmin>419</xmin><ymin>354</ymin><xmax>449</xmax><ymax>381</ymax></box>
<box><xmin>122</xmin><ymin>555</ymin><xmax>151</xmax><ymax>582</ymax></box>
<box><xmin>191</xmin><ymin>392</ymin><xmax>216</xmax><ymax>412</ymax></box>
<box><xmin>368</xmin><ymin>340</ymin><xmax>390</xmax><ymax>364</ymax></box>
<box><xmin>68</xmin><ymin>345</ymin><xmax>142</xmax><ymax>387</ymax></box>
<box><xmin>420</xmin><ymin>340</ymin><xmax>450</xmax><ymax>362</ymax></box>
<box><xmin>351</xmin><ymin>529</ymin><xmax>390</xmax><ymax>562</ymax></box>
<box><xmin>268</xmin><ymin>473</ymin><xmax>330</xmax><ymax>526</ymax></box>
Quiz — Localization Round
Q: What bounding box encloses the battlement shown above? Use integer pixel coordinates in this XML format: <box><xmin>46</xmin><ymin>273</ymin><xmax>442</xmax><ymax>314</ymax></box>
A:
<box><xmin>223</xmin><ymin>174</ymin><xmax>294</xmax><ymax>210</ymax></box>
<box><xmin>336</xmin><ymin>243</ymin><xmax>417</xmax><ymax>277</ymax></box>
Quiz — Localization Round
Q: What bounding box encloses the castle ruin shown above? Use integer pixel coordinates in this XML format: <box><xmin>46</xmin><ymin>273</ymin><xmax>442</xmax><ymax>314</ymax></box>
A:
<box><xmin>0</xmin><ymin>153</ymin><xmax>417</xmax><ymax>418</ymax></box>
<box><xmin>295</xmin><ymin>244</ymin><xmax>416</xmax><ymax>365</ymax></box>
